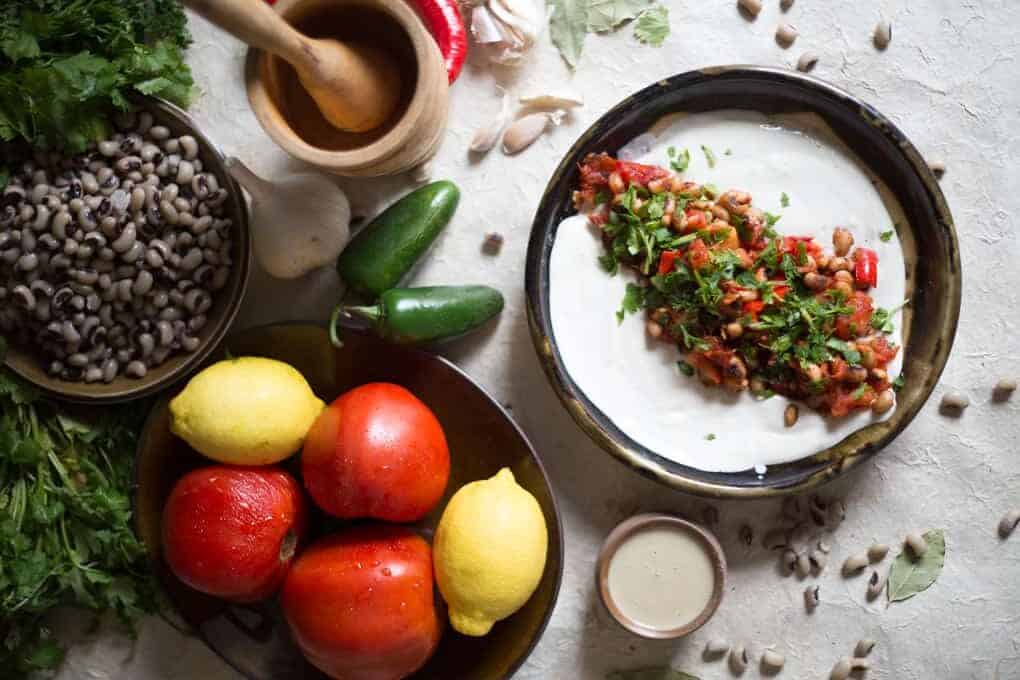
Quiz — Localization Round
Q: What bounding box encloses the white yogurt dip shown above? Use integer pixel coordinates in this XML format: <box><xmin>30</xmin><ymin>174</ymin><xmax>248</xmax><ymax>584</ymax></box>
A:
<box><xmin>548</xmin><ymin>111</ymin><xmax>907</xmax><ymax>473</ymax></box>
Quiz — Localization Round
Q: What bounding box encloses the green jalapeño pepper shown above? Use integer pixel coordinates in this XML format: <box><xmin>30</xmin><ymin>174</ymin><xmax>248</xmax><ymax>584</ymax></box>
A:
<box><xmin>330</xmin><ymin>286</ymin><xmax>504</xmax><ymax>347</ymax></box>
<box><xmin>337</xmin><ymin>181</ymin><xmax>460</xmax><ymax>298</ymax></box>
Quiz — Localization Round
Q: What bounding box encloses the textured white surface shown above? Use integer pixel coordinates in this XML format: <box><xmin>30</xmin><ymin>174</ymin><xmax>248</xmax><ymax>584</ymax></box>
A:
<box><xmin>56</xmin><ymin>1</ymin><xmax>1020</xmax><ymax>678</ymax></box>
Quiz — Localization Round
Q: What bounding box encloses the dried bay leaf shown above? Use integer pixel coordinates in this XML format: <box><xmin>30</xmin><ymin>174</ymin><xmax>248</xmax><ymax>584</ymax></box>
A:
<box><xmin>549</xmin><ymin>0</ymin><xmax>588</xmax><ymax>68</ymax></box>
<box><xmin>587</xmin><ymin>0</ymin><xmax>655</xmax><ymax>32</ymax></box>
<box><xmin>607</xmin><ymin>668</ymin><xmax>700</xmax><ymax>680</ymax></box>
<box><xmin>887</xmin><ymin>528</ymin><xmax>946</xmax><ymax>603</ymax></box>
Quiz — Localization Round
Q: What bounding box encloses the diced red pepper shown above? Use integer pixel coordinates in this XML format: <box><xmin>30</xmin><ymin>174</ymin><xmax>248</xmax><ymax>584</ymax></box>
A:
<box><xmin>685</xmin><ymin>209</ymin><xmax>707</xmax><ymax>231</ymax></box>
<box><xmin>658</xmin><ymin>250</ymin><xmax>681</xmax><ymax>275</ymax></box>
<box><xmin>853</xmin><ymin>248</ymin><xmax>878</xmax><ymax>289</ymax></box>
<box><xmin>773</xmin><ymin>285</ymin><xmax>790</xmax><ymax>300</ymax></box>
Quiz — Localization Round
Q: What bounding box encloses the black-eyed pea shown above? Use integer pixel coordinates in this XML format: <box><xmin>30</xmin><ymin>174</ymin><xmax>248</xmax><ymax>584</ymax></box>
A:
<box><xmin>904</xmin><ymin>531</ymin><xmax>928</xmax><ymax>559</ymax></box>
<box><xmin>854</xmin><ymin>639</ymin><xmax>876</xmax><ymax>657</ymax></box>
<box><xmin>842</xmin><ymin>553</ymin><xmax>868</xmax><ymax>576</ymax></box>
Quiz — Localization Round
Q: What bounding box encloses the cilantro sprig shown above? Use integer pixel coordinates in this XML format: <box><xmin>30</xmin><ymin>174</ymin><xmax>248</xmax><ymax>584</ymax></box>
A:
<box><xmin>0</xmin><ymin>350</ymin><xmax>159</xmax><ymax>673</ymax></box>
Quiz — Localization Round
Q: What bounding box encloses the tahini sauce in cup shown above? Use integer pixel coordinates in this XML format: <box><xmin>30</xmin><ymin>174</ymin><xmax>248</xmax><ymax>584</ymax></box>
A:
<box><xmin>597</xmin><ymin>514</ymin><xmax>726</xmax><ymax>638</ymax></box>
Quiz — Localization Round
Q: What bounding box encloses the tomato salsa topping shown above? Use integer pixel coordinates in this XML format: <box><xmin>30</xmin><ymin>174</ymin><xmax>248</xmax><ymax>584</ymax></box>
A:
<box><xmin>571</xmin><ymin>152</ymin><xmax>904</xmax><ymax>420</ymax></box>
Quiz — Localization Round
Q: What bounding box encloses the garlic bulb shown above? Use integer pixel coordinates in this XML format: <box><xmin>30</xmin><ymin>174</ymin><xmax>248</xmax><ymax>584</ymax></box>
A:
<box><xmin>469</xmin><ymin>0</ymin><xmax>546</xmax><ymax>65</ymax></box>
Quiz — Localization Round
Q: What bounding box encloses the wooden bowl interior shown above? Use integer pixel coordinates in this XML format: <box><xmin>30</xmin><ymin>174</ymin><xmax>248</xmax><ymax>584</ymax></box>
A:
<box><xmin>525</xmin><ymin>67</ymin><xmax>960</xmax><ymax>497</ymax></box>
<box><xmin>3</xmin><ymin>100</ymin><xmax>251</xmax><ymax>403</ymax></box>
<box><xmin>262</xmin><ymin>0</ymin><xmax>417</xmax><ymax>151</ymax></box>
<box><xmin>133</xmin><ymin>323</ymin><xmax>564</xmax><ymax>680</ymax></box>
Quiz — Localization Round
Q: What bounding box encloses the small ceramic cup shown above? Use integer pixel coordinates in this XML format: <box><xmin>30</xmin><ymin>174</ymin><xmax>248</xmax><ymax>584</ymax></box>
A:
<box><xmin>596</xmin><ymin>513</ymin><xmax>726</xmax><ymax>639</ymax></box>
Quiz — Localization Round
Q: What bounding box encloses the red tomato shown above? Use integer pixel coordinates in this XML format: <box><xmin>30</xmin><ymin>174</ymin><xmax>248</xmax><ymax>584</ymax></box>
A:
<box><xmin>658</xmin><ymin>249</ymin><xmax>680</xmax><ymax>275</ymax></box>
<box><xmin>281</xmin><ymin>526</ymin><xmax>441</xmax><ymax>680</ymax></box>
<box><xmin>302</xmin><ymin>383</ymin><xmax>449</xmax><ymax>522</ymax></box>
<box><xmin>773</xmin><ymin>285</ymin><xmax>790</xmax><ymax>300</ymax></box>
<box><xmin>616</xmin><ymin>160</ymin><xmax>670</xmax><ymax>186</ymax></box>
<box><xmin>162</xmin><ymin>466</ymin><xmax>307</xmax><ymax>602</ymax></box>
<box><xmin>684</xmin><ymin>209</ymin><xmax>707</xmax><ymax>231</ymax></box>
<box><xmin>828</xmin><ymin>385</ymin><xmax>876</xmax><ymax>417</ymax></box>
<box><xmin>853</xmin><ymin>248</ymin><xmax>878</xmax><ymax>288</ymax></box>
<box><xmin>870</xmin><ymin>335</ymin><xmax>899</xmax><ymax>364</ymax></box>
<box><xmin>835</xmin><ymin>292</ymin><xmax>874</xmax><ymax>339</ymax></box>
<box><xmin>743</xmin><ymin>300</ymin><xmax>766</xmax><ymax>318</ymax></box>
<box><xmin>687</xmin><ymin>238</ymin><xmax>711</xmax><ymax>270</ymax></box>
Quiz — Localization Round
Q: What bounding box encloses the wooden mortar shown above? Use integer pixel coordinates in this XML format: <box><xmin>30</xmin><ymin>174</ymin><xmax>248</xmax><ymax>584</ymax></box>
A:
<box><xmin>246</xmin><ymin>0</ymin><xmax>448</xmax><ymax>177</ymax></box>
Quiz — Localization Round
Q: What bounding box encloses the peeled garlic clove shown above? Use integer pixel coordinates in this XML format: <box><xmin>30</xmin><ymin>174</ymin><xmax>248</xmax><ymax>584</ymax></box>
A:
<box><xmin>519</xmin><ymin>93</ymin><xmax>584</xmax><ymax>109</ymax></box>
<box><xmin>470</xmin><ymin>91</ymin><xmax>512</xmax><ymax>153</ymax></box>
<box><xmin>502</xmin><ymin>112</ymin><xmax>553</xmax><ymax>155</ymax></box>
<box><xmin>470</xmin><ymin>4</ymin><xmax>506</xmax><ymax>44</ymax></box>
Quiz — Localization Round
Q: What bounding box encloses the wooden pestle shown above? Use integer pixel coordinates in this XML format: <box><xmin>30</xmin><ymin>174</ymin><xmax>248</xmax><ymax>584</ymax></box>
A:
<box><xmin>185</xmin><ymin>0</ymin><xmax>402</xmax><ymax>132</ymax></box>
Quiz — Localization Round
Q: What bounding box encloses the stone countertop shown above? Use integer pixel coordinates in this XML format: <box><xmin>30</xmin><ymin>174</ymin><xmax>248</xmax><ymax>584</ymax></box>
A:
<box><xmin>56</xmin><ymin>1</ymin><xmax>1020</xmax><ymax>678</ymax></box>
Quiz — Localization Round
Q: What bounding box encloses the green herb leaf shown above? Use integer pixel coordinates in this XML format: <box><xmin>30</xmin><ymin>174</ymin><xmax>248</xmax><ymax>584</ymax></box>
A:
<box><xmin>599</xmin><ymin>252</ymin><xmax>619</xmax><ymax>276</ymax></box>
<box><xmin>549</xmin><ymin>0</ymin><xmax>589</xmax><ymax>67</ymax></box>
<box><xmin>0</xmin><ymin>0</ymin><xmax>193</xmax><ymax>152</ymax></box>
<box><xmin>880</xmin><ymin>229</ymin><xmax>894</xmax><ymax>242</ymax></box>
<box><xmin>826</xmin><ymin>337</ymin><xmax>862</xmax><ymax>365</ymax></box>
<box><xmin>608</xmin><ymin>668</ymin><xmax>700</xmax><ymax>680</ymax></box>
<box><xmin>667</xmin><ymin>146</ymin><xmax>690</xmax><ymax>173</ymax></box>
<box><xmin>677</xmin><ymin>361</ymin><xmax>694</xmax><ymax>377</ymax></box>
<box><xmin>780</xmin><ymin>191</ymin><xmax>790</xmax><ymax>208</ymax></box>
<box><xmin>887</xmin><ymin>529</ymin><xmax>946</xmax><ymax>603</ymax></box>
<box><xmin>633</xmin><ymin>5</ymin><xmax>669</xmax><ymax>46</ymax></box>
<box><xmin>700</xmin><ymin>144</ymin><xmax>717</xmax><ymax>168</ymax></box>
<box><xmin>892</xmin><ymin>374</ymin><xmax>905</xmax><ymax>391</ymax></box>
<box><xmin>617</xmin><ymin>283</ymin><xmax>645</xmax><ymax>323</ymax></box>
<box><xmin>705</xmin><ymin>433</ymin><xmax>716</xmax><ymax>441</ymax></box>
<box><xmin>587</xmin><ymin>0</ymin><xmax>654</xmax><ymax>32</ymax></box>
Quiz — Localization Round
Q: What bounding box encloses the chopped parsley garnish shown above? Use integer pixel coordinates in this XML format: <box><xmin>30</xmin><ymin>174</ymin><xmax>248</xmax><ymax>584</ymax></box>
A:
<box><xmin>705</xmin><ymin>433</ymin><xmax>717</xmax><ymax>441</ymax></box>
<box><xmin>595</xmin><ymin>188</ymin><xmax>612</xmax><ymax>205</ymax></box>
<box><xmin>780</xmin><ymin>192</ymin><xmax>790</xmax><ymax>208</ymax></box>
<box><xmin>880</xmin><ymin>229</ymin><xmax>894</xmax><ymax>242</ymax></box>
<box><xmin>598</xmin><ymin>252</ymin><xmax>618</xmax><ymax>275</ymax></box>
<box><xmin>892</xmin><ymin>374</ymin><xmax>905</xmax><ymax>392</ymax></box>
<box><xmin>724</xmin><ymin>148</ymin><xmax>733</xmax><ymax>156</ymax></box>
<box><xmin>827</xmin><ymin>337</ymin><xmax>862</xmax><ymax>365</ymax></box>
<box><xmin>851</xmin><ymin>384</ymin><xmax>868</xmax><ymax>399</ymax></box>
<box><xmin>871</xmin><ymin>299</ymin><xmax>909</xmax><ymax>334</ymax></box>
<box><xmin>701</xmin><ymin>144</ymin><xmax>717</xmax><ymax>168</ymax></box>
<box><xmin>617</xmin><ymin>283</ymin><xmax>645</xmax><ymax>323</ymax></box>
<box><xmin>677</xmin><ymin>361</ymin><xmax>695</xmax><ymax>377</ymax></box>
<box><xmin>667</xmin><ymin>146</ymin><xmax>690</xmax><ymax>173</ymax></box>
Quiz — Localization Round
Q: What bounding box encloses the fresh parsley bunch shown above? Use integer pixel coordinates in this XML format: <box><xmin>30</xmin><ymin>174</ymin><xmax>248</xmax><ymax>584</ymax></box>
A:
<box><xmin>0</xmin><ymin>0</ymin><xmax>194</xmax><ymax>154</ymax></box>
<box><xmin>0</xmin><ymin>340</ymin><xmax>159</xmax><ymax>676</ymax></box>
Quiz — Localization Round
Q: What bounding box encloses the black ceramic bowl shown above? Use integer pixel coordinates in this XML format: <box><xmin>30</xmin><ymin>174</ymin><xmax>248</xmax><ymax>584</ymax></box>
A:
<box><xmin>525</xmin><ymin>66</ymin><xmax>960</xmax><ymax>499</ymax></box>
<box><xmin>134</xmin><ymin>323</ymin><xmax>563</xmax><ymax>679</ymax></box>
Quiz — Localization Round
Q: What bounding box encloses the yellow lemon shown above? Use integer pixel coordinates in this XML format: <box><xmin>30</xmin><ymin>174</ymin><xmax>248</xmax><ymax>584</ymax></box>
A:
<box><xmin>169</xmin><ymin>357</ymin><xmax>324</xmax><ymax>465</ymax></box>
<box><xmin>433</xmin><ymin>467</ymin><xmax>548</xmax><ymax>636</ymax></box>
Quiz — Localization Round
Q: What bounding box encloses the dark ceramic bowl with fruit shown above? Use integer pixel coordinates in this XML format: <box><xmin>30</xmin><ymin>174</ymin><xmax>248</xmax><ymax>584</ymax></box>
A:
<box><xmin>133</xmin><ymin>322</ymin><xmax>563</xmax><ymax>679</ymax></box>
<box><xmin>525</xmin><ymin>66</ymin><xmax>961</xmax><ymax>498</ymax></box>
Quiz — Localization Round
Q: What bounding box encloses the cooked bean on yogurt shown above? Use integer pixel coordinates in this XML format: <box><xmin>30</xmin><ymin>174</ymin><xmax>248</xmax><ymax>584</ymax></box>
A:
<box><xmin>572</xmin><ymin>152</ymin><xmax>901</xmax><ymax>420</ymax></box>
<box><xmin>0</xmin><ymin>110</ymin><xmax>233</xmax><ymax>383</ymax></box>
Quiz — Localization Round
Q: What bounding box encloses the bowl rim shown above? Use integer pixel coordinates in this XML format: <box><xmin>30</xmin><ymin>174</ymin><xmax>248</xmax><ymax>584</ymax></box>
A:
<box><xmin>2</xmin><ymin>97</ymin><xmax>252</xmax><ymax>404</ymax></box>
<box><xmin>132</xmin><ymin>320</ymin><xmax>566</xmax><ymax>680</ymax></box>
<box><xmin>524</xmin><ymin>65</ymin><xmax>961</xmax><ymax>499</ymax></box>
<box><xmin>596</xmin><ymin>513</ymin><xmax>726</xmax><ymax>639</ymax></box>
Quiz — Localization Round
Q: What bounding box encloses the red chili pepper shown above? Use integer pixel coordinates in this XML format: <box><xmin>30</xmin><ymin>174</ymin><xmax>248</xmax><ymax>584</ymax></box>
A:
<box><xmin>408</xmin><ymin>0</ymin><xmax>467</xmax><ymax>83</ymax></box>
<box><xmin>658</xmin><ymin>250</ymin><xmax>680</xmax><ymax>275</ymax></box>
<box><xmin>853</xmin><ymin>248</ymin><xmax>878</xmax><ymax>289</ymax></box>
